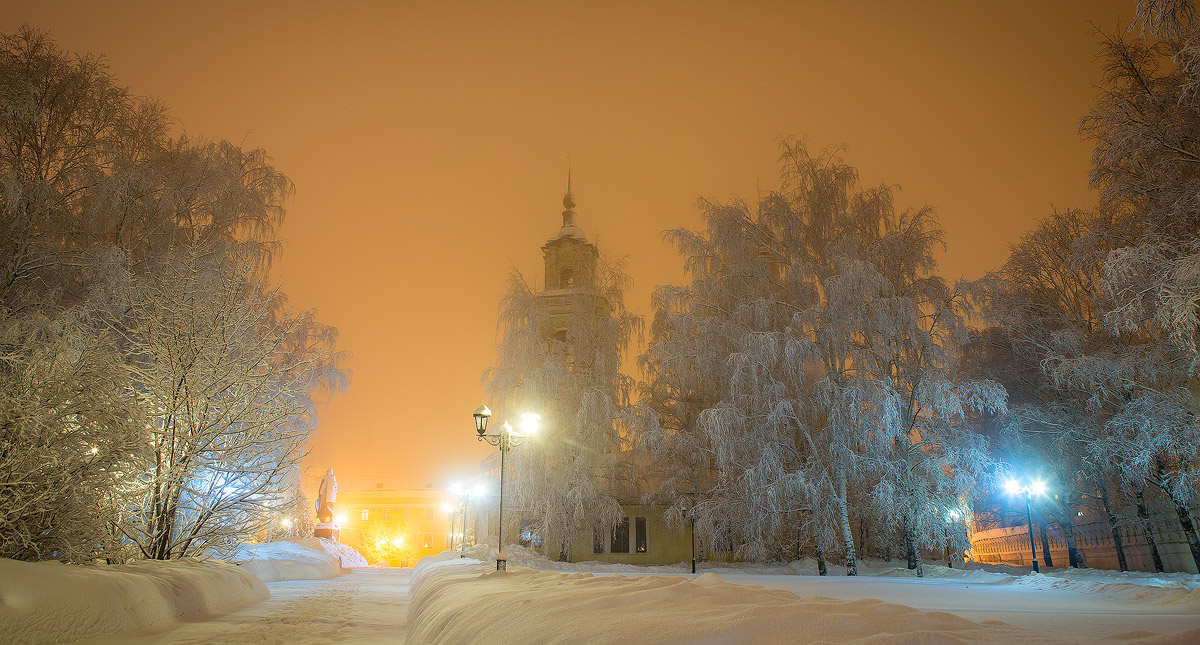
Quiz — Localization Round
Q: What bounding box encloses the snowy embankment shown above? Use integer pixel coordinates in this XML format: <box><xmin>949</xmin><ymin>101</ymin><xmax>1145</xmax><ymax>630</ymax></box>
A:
<box><xmin>232</xmin><ymin>537</ymin><xmax>366</xmax><ymax>582</ymax></box>
<box><xmin>0</xmin><ymin>558</ymin><xmax>267</xmax><ymax>645</ymax></box>
<box><xmin>482</xmin><ymin>543</ymin><xmax>1200</xmax><ymax>600</ymax></box>
<box><xmin>0</xmin><ymin>539</ymin><xmax>370</xmax><ymax>644</ymax></box>
<box><xmin>407</xmin><ymin>555</ymin><xmax>1037</xmax><ymax>643</ymax></box>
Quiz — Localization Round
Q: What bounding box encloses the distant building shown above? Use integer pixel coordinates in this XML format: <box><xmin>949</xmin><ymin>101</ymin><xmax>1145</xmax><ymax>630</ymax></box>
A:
<box><xmin>334</xmin><ymin>483</ymin><xmax>454</xmax><ymax>567</ymax></box>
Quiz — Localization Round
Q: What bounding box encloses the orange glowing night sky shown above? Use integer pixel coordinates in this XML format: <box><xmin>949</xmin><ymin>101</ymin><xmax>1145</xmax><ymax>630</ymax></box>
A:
<box><xmin>4</xmin><ymin>0</ymin><xmax>1131</xmax><ymax>489</ymax></box>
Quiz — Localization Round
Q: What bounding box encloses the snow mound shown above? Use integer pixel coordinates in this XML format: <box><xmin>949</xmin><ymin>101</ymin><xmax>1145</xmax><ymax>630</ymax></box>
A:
<box><xmin>0</xmin><ymin>557</ymin><xmax>267</xmax><ymax>645</ymax></box>
<box><xmin>231</xmin><ymin>540</ymin><xmax>345</xmax><ymax>582</ymax></box>
<box><xmin>407</xmin><ymin>556</ymin><xmax>1042</xmax><ymax>643</ymax></box>
<box><xmin>287</xmin><ymin>537</ymin><xmax>369</xmax><ymax>568</ymax></box>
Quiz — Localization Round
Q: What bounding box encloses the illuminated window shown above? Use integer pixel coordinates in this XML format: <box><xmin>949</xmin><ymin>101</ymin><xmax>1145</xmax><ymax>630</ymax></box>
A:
<box><xmin>382</xmin><ymin>509</ymin><xmax>391</xmax><ymax>521</ymax></box>
<box><xmin>360</xmin><ymin>509</ymin><xmax>369</xmax><ymax>521</ymax></box>
<box><xmin>424</xmin><ymin>532</ymin><xmax>433</xmax><ymax>548</ymax></box>
<box><xmin>635</xmin><ymin>517</ymin><xmax>647</xmax><ymax>553</ymax></box>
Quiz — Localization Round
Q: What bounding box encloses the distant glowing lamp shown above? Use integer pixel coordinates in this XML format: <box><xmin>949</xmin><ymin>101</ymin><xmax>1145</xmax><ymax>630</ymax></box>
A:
<box><xmin>282</xmin><ymin>518</ymin><xmax>292</xmax><ymax>528</ymax></box>
<box><xmin>442</xmin><ymin>503</ymin><xmax>453</xmax><ymax>514</ymax></box>
<box><xmin>392</xmin><ymin>537</ymin><xmax>403</xmax><ymax>548</ymax></box>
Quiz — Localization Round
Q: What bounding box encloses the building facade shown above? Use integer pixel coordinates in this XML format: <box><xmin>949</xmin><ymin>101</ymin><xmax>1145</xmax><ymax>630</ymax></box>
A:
<box><xmin>333</xmin><ymin>485</ymin><xmax>455</xmax><ymax>567</ymax></box>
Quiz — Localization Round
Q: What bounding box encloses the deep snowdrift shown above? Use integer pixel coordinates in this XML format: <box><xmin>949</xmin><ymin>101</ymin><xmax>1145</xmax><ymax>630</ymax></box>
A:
<box><xmin>231</xmin><ymin>538</ymin><xmax>366</xmax><ymax>582</ymax></box>
<box><xmin>407</xmin><ymin>555</ymin><xmax>1044</xmax><ymax>644</ymax></box>
<box><xmin>0</xmin><ymin>558</ymin><xmax>267</xmax><ymax>645</ymax></box>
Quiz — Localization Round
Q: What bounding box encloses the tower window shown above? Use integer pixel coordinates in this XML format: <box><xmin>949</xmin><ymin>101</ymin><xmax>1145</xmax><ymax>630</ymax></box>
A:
<box><xmin>560</xmin><ymin>267</ymin><xmax>574</xmax><ymax>287</ymax></box>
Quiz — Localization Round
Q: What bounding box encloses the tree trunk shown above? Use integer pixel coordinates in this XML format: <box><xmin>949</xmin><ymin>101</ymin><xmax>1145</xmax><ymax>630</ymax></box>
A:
<box><xmin>836</xmin><ymin>474</ymin><xmax>858</xmax><ymax>576</ymax></box>
<box><xmin>1061</xmin><ymin>511</ymin><xmax>1087</xmax><ymax>569</ymax></box>
<box><xmin>816</xmin><ymin>545</ymin><xmax>828</xmax><ymax>576</ymax></box>
<box><xmin>1039</xmin><ymin>520</ymin><xmax>1054</xmax><ymax>568</ymax></box>
<box><xmin>1099</xmin><ymin>482</ymin><xmax>1128</xmax><ymax>572</ymax></box>
<box><xmin>1135</xmin><ymin>489</ymin><xmax>1164</xmax><ymax>573</ymax></box>
<box><xmin>1171</xmin><ymin>497</ymin><xmax>1200</xmax><ymax>572</ymax></box>
<box><xmin>905</xmin><ymin>523</ymin><xmax>924</xmax><ymax>577</ymax></box>
<box><xmin>558</xmin><ymin>539</ymin><xmax>569</xmax><ymax>562</ymax></box>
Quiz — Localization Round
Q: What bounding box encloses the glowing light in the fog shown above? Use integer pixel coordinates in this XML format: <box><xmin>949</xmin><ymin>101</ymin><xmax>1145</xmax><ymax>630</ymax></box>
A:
<box><xmin>520</xmin><ymin>412</ymin><xmax>540</xmax><ymax>436</ymax></box>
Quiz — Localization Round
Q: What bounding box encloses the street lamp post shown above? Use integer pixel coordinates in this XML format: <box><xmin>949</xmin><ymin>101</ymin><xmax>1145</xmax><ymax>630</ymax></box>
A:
<box><xmin>473</xmin><ymin>405</ymin><xmax>537</xmax><ymax>571</ymax></box>
<box><xmin>1005</xmin><ymin>478</ymin><xmax>1047</xmax><ymax>573</ymax></box>
<box><xmin>690</xmin><ymin>514</ymin><xmax>697</xmax><ymax>575</ymax></box>
<box><xmin>452</xmin><ymin>483</ymin><xmax>485</xmax><ymax>558</ymax></box>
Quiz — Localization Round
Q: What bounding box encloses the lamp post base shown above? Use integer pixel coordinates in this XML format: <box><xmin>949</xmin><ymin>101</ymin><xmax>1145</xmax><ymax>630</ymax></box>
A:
<box><xmin>496</xmin><ymin>559</ymin><xmax>506</xmax><ymax>571</ymax></box>
<box><xmin>1032</xmin><ymin>558</ymin><xmax>1040</xmax><ymax>573</ymax></box>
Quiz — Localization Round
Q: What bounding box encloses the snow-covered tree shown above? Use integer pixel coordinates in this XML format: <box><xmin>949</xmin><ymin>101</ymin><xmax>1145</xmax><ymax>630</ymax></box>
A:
<box><xmin>973</xmin><ymin>209</ymin><xmax>1132</xmax><ymax>569</ymax></box>
<box><xmin>1075</xmin><ymin>0</ymin><xmax>1200</xmax><ymax>569</ymax></box>
<box><xmin>641</xmin><ymin>139</ymin><xmax>1003</xmax><ymax>575</ymax></box>
<box><xmin>90</xmin><ymin>241</ymin><xmax>344</xmax><ymax>559</ymax></box>
<box><xmin>0</xmin><ymin>308</ymin><xmax>143</xmax><ymax>561</ymax></box>
<box><xmin>485</xmin><ymin>247</ymin><xmax>642</xmax><ymax>560</ymax></box>
<box><xmin>0</xmin><ymin>26</ymin><xmax>347</xmax><ymax>563</ymax></box>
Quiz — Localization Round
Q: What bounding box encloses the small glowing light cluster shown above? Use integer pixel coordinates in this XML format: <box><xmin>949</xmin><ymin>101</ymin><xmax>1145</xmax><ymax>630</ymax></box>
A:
<box><xmin>1004</xmin><ymin>478</ymin><xmax>1047</xmax><ymax>497</ymax></box>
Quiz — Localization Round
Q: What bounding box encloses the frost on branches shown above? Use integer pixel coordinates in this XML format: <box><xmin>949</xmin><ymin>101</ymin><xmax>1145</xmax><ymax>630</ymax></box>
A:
<box><xmin>1072</xmin><ymin>0</ymin><xmax>1200</xmax><ymax>570</ymax></box>
<box><xmin>640</xmin><ymin>139</ymin><xmax>1004</xmax><ymax>575</ymax></box>
<box><xmin>90</xmin><ymin>242</ymin><xmax>344</xmax><ymax>560</ymax></box>
<box><xmin>485</xmin><ymin>246</ymin><xmax>642</xmax><ymax>561</ymax></box>
<box><xmin>0</xmin><ymin>27</ymin><xmax>347</xmax><ymax>563</ymax></box>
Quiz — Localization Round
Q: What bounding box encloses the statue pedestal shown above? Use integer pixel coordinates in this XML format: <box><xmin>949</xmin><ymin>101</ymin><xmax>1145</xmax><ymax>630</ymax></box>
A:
<box><xmin>314</xmin><ymin>522</ymin><xmax>339</xmax><ymax>541</ymax></box>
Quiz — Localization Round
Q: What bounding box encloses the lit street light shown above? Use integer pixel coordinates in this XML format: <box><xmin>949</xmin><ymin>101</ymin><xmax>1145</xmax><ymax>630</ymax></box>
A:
<box><xmin>1005</xmin><ymin>477</ymin><xmax>1048</xmax><ymax>573</ymax></box>
<box><xmin>473</xmin><ymin>405</ymin><xmax>537</xmax><ymax>571</ymax></box>
<box><xmin>450</xmin><ymin>482</ymin><xmax>486</xmax><ymax>558</ymax></box>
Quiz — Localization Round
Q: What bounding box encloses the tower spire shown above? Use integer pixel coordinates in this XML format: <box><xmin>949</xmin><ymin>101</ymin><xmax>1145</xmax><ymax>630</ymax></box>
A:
<box><xmin>562</xmin><ymin>156</ymin><xmax>576</xmax><ymax>227</ymax></box>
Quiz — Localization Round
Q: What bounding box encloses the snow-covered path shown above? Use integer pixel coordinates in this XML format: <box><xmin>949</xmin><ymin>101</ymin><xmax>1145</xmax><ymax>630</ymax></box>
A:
<box><xmin>84</xmin><ymin>569</ymin><xmax>412</xmax><ymax>645</ymax></box>
<box><xmin>584</xmin><ymin>570</ymin><xmax>1200</xmax><ymax>642</ymax></box>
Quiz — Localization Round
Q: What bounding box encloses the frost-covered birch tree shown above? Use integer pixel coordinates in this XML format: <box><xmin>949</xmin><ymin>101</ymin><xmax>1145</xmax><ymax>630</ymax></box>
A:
<box><xmin>485</xmin><ymin>250</ymin><xmax>642</xmax><ymax>560</ymax></box>
<box><xmin>641</xmin><ymin>139</ymin><xmax>1002</xmax><ymax>575</ymax></box>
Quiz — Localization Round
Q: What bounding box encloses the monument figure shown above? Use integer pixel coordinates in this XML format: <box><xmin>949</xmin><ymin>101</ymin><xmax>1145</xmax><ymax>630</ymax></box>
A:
<box><xmin>314</xmin><ymin>467</ymin><xmax>339</xmax><ymax>539</ymax></box>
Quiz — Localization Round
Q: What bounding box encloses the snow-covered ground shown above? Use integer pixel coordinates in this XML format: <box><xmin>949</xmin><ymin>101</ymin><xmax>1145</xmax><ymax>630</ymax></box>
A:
<box><xmin>0</xmin><ymin>540</ymin><xmax>369</xmax><ymax>644</ymax></box>
<box><xmin>0</xmin><ymin>557</ymin><xmax>268</xmax><ymax>645</ymax></box>
<box><xmin>425</xmin><ymin>545</ymin><xmax>1200</xmax><ymax>643</ymax></box>
<box><xmin>87</xmin><ymin>568</ymin><xmax>413</xmax><ymax>644</ymax></box>
<box><xmin>7</xmin><ymin>543</ymin><xmax>1200</xmax><ymax>643</ymax></box>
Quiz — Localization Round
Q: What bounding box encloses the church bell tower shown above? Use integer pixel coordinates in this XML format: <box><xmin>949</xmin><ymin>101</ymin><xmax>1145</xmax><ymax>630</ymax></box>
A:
<box><xmin>540</xmin><ymin>167</ymin><xmax>598</xmax><ymax>340</ymax></box>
